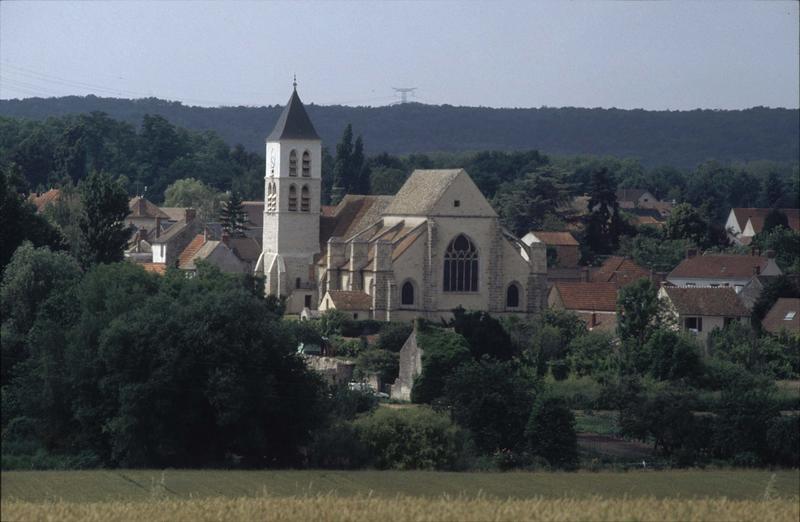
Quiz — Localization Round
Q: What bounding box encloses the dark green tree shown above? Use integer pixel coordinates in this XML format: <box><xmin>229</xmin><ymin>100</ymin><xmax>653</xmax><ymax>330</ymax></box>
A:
<box><xmin>616</xmin><ymin>278</ymin><xmax>661</xmax><ymax>347</ymax></box>
<box><xmin>762</xmin><ymin>208</ymin><xmax>789</xmax><ymax>234</ymax></box>
<box><xmin>331</xmin><ymin>124</ymin><xmax>354</xmax><ymax>204</ymax></box>
<box><xmin>78</xmin><ymin>170</ymin><xmax>132</xmax><ymax>266</ymax></box>
<box><xmin>219</xmin><ymin>191</ymin><xmax>248</xmax><ymax>237</ymax></box>
<box><xmin>449</xmin><ymin>307</ymin><xmax>515</xmax><ymax>360</ymax></box>
<box><xmin>525</xmin><ymin>396</ymin><xmax>578</xmax><ymax>469</ymax></box>
<box><xmin>585</xmin><ymin>168</ymin><xmax>624</xmax><ymax>254</ymax></box>
<box><xmin>759</xmin><ymin>171</ymin><xmax>784</xmax><ymax>208</ymax></box>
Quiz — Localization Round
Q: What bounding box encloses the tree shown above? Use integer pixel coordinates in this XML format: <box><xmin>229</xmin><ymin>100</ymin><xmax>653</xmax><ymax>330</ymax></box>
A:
<box><xmin>163</xmin><ymin>178</ymin><xmax>225</xmax><ymax>221</ymax></box>
<box><xmin>525</xmin><ymin>396</ymin><xmax>578</xmax><ymax>469</ymax></box>
<box><xmin>493</xmin><ymin>168</ymin><xmax>571</xmax><ymax>236</ymax></box>
<box><xmin>585</xmin><ymin>168</ymin><xmax>624</xmax><ymax>254</ymax></box>
<box><xmin>664</xmin><ymin>203</ymin><xmax>727</xmax><ymax>250</ymax></box>
<box><xmin>331</xmin><ymin>124</ymin><xmax>353</xmax><ymax>204</ymax></box>
<box><xmin>759</xmin><ymin>171</ymin><xmax>784</xmax><ymax>208</ymax></box>
<box><xmin>616</xmin><ymin>278</ymin><xmax>661</xmax><ymax>347</ymax></box>
<box><xmin>411</xmin><ymin>325</ymin><xmax>472</xmax><ymax>404</ymax></box>
<box><xmin>78</xmin><ymin>170</ymin><xmax>132</xmax><ymax>266</ymax></box>
<box><xmin>762</xmin><ymin>208</ymin><xmax>789</xmax><ymax>235</ymax></box>
<box><xmin>219</xmin><ymin>191</ymin><xmax>248</xmax><ymax>237</ymax></box>
<box><xmin>443</xmin><ymin>358</ymin><xmax>538</xmax><ymax>454</ymax></box>
<box><xmin>644</xmin><ymin>329</ymin><xmax>703</xmax><ymax>382</ymax></box>
<box><xmin>449</xmin><ymin>308</ymin><xmax>515</xmax><ymax>360</ymax></box>
<box><xmin>0</xmin><ymin>169</ymin><xmax>66</xmax><ymax>271</ymax></box>
<box><xmin>751</xmin><ymin>226</ymin><xmax>800</xmax><ymax>274</ymax></box>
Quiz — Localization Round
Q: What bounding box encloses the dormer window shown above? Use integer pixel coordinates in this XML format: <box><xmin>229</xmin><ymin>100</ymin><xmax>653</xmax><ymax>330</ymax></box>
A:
<box><xmin>302</xmin><ymin>151</ymin><xmax>311</xmax><ymax>177</ymax></box>
<box><xmin>289</xmin><ymin>150</ymin><xmax>298</xmax><ymax>176</ymax></box>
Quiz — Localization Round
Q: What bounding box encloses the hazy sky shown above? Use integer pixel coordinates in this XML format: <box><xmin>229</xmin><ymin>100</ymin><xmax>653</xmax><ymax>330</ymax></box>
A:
<box><xmin>1</xmin><ymin>1</ymin><xmax>798</xmax><ymax>109</ymax></box>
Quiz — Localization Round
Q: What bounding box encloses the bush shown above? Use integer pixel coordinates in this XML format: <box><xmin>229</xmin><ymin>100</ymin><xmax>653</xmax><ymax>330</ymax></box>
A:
<box><xmin>355</xmin><ymin>349</ymin><xmax>399</xmax><ymax>384</ymax></box>
<box><xmin>525</xmin><ymin>397</ymin><xmax>578</xmax><ymax>469</ymax></box>
<box><xmin>567</xmin><ymin>331</ymin><xmax>616</xmax><ymax>378</ymax></box>
<box><xmin>765</xmin><ymin>415</ymin><xmax>799</xmax><ymax>467</ymax></box>
<box><xmin>411</xmin><ymin>326</ymin><xmax>472</xmax><ymax>403</ymax></box>
<box><xmin>352</xmin><ymin>406</ymin><xmax>468</xmax><ymax>470</ymax></box>
<box><xmin>376</xmin><ymin>322</ymin><xmax>413</xmax><ymax>352</ymax></box>
<box><xmin>307</xmin><ymin>421</ymin><xmax>369</xmax><ymax>469</ymax></box>
<box><xmin>645</xmin><ymin>329</ymin><xmax>703</xmax><ymax>382</ymax></box>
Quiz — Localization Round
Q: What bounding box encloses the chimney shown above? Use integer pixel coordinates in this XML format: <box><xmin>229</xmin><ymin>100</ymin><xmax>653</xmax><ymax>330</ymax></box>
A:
<box><xmin>686</xmin><ymin>248</ymin><xmax>698</xmax><ymax>259</ymax></box>
<box><xmin>185</xmin><ymin>208</ymin><xmax>197</xmax><ymax>223</ymax></box>
<box><xmin>138</xmin><ymin>227</ymin><xmax>148</xmax><ymax>243</ymax></box>
<box><xmin>753</xmin><ymin>265</ymin><xmax>761</xmax><ymax>275</ymax></box>
<box><xmin>154</xmin><ymin>217</ymin><xmax>161</xmax><ymax>238</ymax></box>
<box><xmin>203</xmin><ymin>227</ymin><xmax>208</xmax><ymax>242</ymax></box>
<box><xmin>221</xmin><ymin>232</ymin><xmax>230</xmax><ymax>246</ymax></box>
<box><xmin>590</xmin><ymin>312</ymin><xmax>598</xmax><ymax>328</ymax></box>
<box><xmin>765</xmin><ymin>249</ymin><xmax>776</xmax><ymax>259</ymax></box>
<box><xmin>581</xmin><ymin>266</ymin><xmax>590</xmax><ymax>282</ymax></box>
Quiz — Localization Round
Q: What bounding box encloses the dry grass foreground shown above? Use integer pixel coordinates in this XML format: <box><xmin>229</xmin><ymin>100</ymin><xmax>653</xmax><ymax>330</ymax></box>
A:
<box><xmin>3</xmin><ymin>495</ymin><xmax>799</xmax><ymax>522</ymax></box>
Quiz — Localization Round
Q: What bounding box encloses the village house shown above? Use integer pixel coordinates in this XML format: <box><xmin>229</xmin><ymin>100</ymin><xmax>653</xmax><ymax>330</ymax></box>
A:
<box><xmin>254</xmin><ymin>86</ymin><xmax>548</xmax><ymax>321</ymax></box>
<box><xmin>725</xmin><ymin>207</ymin><xmax>800</xmax><ymax>245</ymax></box>
<box><xmin>761</xmin><ymin>298</ymin><xmax>800</xmax><ymax>337</ymax></box>
<box><xmin>547</xmin><ymin>281</ymin><xmax>618</xmax><ymax>332</ymax></box>
<box><xmin>658</xmin><ymin>286</ymin><xmax>749</xmax><ymax>341</ymax></box>
<box><xmin>591</xmin><ymin>255</ymin><xmax>653</xmax><ymax>288</ymax></box>
<box><xmin>667</xmin><ymin>252</ymin><xmax>782</xmax><ymax>292</ymax></box>
<box><xmin>522</xmin><ymin>231</ymin><xmax>580</xmax><ymax>268</ymax></box>
<box><xmin>27</xmin><ymin>188</ymin><xmax>61</xmax><ymax>213</ymax></box>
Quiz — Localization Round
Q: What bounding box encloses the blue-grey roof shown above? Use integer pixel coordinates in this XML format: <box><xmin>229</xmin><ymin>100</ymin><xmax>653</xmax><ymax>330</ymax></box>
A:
<box><xmin>267</xmin><ymin>88</ymin><xmax>320</xmax><ymax>141</ymax></box>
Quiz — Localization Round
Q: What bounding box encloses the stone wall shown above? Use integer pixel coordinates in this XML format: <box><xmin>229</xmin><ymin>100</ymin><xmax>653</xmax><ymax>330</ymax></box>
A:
<box><xmin>390</xmin><ymin>326</ymin><xmax>422</xmax><ymax>402</ymax></box>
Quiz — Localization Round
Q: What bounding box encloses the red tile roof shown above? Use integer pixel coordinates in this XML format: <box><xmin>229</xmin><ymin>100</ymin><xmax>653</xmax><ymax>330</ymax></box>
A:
<box><xmin>141</xmin><ymin>263</ymin><xmax>167</xmax><ymax>275</ymax></box>
<box><xmin>593</xmin><ymin>256</ymin><xmax>650</xmax><ymax>287</ymax></box>
<box><xmin>529</xmin><ymin>231</ymin><xmax>579</xmax><ymax>246</ymax></box>
<box><xmin>553</xmin><ymin>282</ymin><xmax>618</xmax><ymax>312</ymax></box>
<box><xmin>731</xmin><ymin>208</ymin><xmax>800</xmax><ymax>233</ymax></box>
<box><xmin>669</xmin><ymin>254</ymin><xmax>771</xmax><ymax>280</ymax></box>
<box><xmin>128</xmin><ymin>196</ymin><xmax>170</xmax><ymax>219</ymax></box>
<box><xmin>178</xmin><ymin>234</ymin><xmax>207</xmax><ymax>269</ymax></box>
<box><xmin>762</xmin><ymin>298</ymin><xmax>800</xmax><ymax>335</ymax></box>
<box><xmin>28</xmin><ymin>189</ymin><xmax>61</xmax><ymax>213</ymax></box>
<box><xmin>662</xmin><ymin>287</ymin><xmax>749</xmax><ymax>317</ymax></box>
<box><xmin>326</xmin><ymin>290</ymin><xmax>372</xmax><ymax>311</ymax></box>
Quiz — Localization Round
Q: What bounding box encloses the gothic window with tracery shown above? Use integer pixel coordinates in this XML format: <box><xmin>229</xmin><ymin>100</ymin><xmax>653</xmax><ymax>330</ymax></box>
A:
<box><xmin>288</xmin><ymin>184</ymin><xmax>298</xmax><ymax>211</ymax></box>
<box><xmin>443</xmin><ymin>234</ymin><xmax>478</xmax><ymax>292</ymax></box>
<box><xmin>302</xmin><ymin>151</ymin><xmax>311</xmax><ymax>177</ymax></box>
<box><xmin>266</xmin><ymin>182</ymin><xmax>277</xmax><ymax>213</ymax></box>
<box><xmin>301</xmin><ymin>185</ymin><xmax>310</xmax><ymax>212</ymax></box>
<box><xmin>289</xmin><ymin>150</ymin><xmax>298</xmax><ymax>176</ymax></box>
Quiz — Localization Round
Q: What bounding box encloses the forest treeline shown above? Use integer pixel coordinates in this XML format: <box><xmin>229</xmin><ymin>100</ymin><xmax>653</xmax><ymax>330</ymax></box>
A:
<box><xmin>1</xmin><ymin>95</ymin><xmax>798</xmax><ymax>167</ymax></box>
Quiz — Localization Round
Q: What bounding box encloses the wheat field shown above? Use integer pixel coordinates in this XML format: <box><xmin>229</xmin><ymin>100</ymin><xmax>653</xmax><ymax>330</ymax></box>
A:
<box><xmin>2</xmin><ymin>495</ymin><xmax>799</xmax><ymax>522</ymax></box>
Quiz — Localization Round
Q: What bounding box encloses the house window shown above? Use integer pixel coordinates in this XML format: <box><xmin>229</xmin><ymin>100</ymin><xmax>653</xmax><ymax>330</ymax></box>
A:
<box><xmin>685</xmin><ymin>283</ymin><xmax>696</xmax><ymax>287</ymax></box>
<box><xmin>302</xmin><ymin>151</ymin><xmax>311</xmax><ymax>177</ymax></box>
<box><xmin>289</xmin><ymin>150</ymin><xmax>298</xmax><ymax>176</ymax></box>
<box><xmin>305</xmin><ymin>295</ymin><xmax>312</xmax><ymax>308</ymax></box>
<box><xmin>785</xmin><ymin>311</ymin><xmax>797</xmax><ymax>321</ymax></box>
<box><xmin>301</xmin><ymin>185</ymin><xmax>310</xmax><ymax>212</ymax></box>
<box><xmin>401</xmin><ymin>281</ymin><xmax>415</xmax><ymax>306</ymax></box>
<box><xmin>353</xmin><ymin>313</ymin><xmax>358</xmax><ymax>320</ymax></box>
<box><xmin>453</xmin><ymin>200</ymin><xmax>460</xmax><ymax>207</ymax></box>
<box><xmin>288</xmin><ymin>185</ymin><xmax>297</xmax><ymax>211</ymax></box>
<box><xmin>506</xmin><ymin>284</ymin><xmax>519</xmax><ymax>308</ymax></box>
<box><xmin>443</xmin><ymin>234</ymin><xmax>478</xmax><ymax>292</ymax></box>
<box><xmin>295</xmin><ymin>277</ymin><xmax>301</xmax><ymax>289</ymax></box>
<box><xmin>685</xmin><ymin>317</ymin><xmax>703</xmax><ymax>332</ymax></box>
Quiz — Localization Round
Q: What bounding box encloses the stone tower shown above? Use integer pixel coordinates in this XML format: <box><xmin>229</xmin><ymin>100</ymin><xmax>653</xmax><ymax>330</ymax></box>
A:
<box><xmin>260</xmin><ymin>84</ymin><xmax>322</xmax><ymax>313</ymax></box>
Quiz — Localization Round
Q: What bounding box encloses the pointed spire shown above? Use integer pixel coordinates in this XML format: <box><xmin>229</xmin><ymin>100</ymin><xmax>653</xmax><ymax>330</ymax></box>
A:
<box><xmin>267</xmin><ymin>85</ymin><xmax>320</xmax><ymax>141</ymax></box>
<box><xmin>293</xmin><ymin>74</ymin><xmax>297</xmax><ymax>91</ymax></box>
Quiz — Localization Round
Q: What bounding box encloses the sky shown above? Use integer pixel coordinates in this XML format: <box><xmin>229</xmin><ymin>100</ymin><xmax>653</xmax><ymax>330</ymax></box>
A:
<box><xmin>1</xmin><ymin>1</ymin><xmax>798</xmax><ymax>110</ymax></box>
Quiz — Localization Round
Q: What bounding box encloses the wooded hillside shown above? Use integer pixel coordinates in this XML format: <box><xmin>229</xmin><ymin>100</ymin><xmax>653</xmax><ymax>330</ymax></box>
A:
<box><xmin>1</xmin><ymin>96</ymin><xmax>797</xmax><ymax>167</ymax></box>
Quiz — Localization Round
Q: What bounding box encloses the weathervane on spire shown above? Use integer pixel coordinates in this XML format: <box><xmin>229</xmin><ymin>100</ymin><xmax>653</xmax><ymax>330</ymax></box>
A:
<box><xmin>293</xmin><ymin>74</ymin><xmax>297</xmax><ymax>90</ymax></box>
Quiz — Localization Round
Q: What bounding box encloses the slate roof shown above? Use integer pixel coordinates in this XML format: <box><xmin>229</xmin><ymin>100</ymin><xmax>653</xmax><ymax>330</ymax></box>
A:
<box><xmin>527</xmin><ymin>231</ymin><xmax>579</xmax><ymax>246</ymax></box>
<box><xmin>128</xmin><ymin>196</ymin><xmax>170</xmax><ymax>219</ymax></box>
<box><xmin>160</xmin><ymin>207</ymin><xmax>188</xmax><ymax>221</ymax></box>
<box><xmin>242</xmin><ymin>201</ymin><xmax>264</xmax><ymax>230</ymax></box>
<box><xmin>319</xmin><ymin>195</ymin><xmax>393</xmax><ymax>246</ymax></box>
<box><xmin>326</xmin><ymin>290</ymin><xmax>372</xmax><ymax>311</ymax></box>
<box><xmin>761</xmin><ymin>298</ymin><xmax>800</xmax><ymax>335</ymax></box>
<box><xmin>553</xmin><ymin>282</ymin><xmax>618</xmax><ymax>312</ymax></box>
<box><xmin>669</xmin><ymin>254</ymin><xmax>771</xmax><ymax>280</ymax></box>
<box><xmin>593</xmin><ymin>256</ymin><xmax>651</xmax><ymax>287</ymax></box>
<box><xmin>382</xmin><ymin>169</ymin><xmax>463</xmax><ymax>216</ymax></box>
<box><xmin>267</xmin><ymin>88</ymin><xmax>320</xmax><ymax>141</ymax></box>
<box><xmin>662</xmin><ymin>287</ymin><xmax>749</xmax><ymax>317</ymax></box>
<box><xmin>28</xmin><ymin>189</ymin><xmax>61</xmax><ymax>212</ymax></box>
<box><xmin>731</xmin><ymin>208</ymin><xmax>800</xmax><ymax>233</ymax></box>
<box><xmin>228</xmin><ymin>237</ymin><xmax>261</xmax><ymax>263</ymax></box>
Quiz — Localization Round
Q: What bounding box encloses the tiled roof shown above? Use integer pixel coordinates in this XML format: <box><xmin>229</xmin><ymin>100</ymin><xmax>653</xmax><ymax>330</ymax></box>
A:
<box><xmin>141</xmin><ymin>263</ymin><xmax>167</xmax><ymax>275</ymax></box>
<box><xmin>731</xmin><ymin>208</ymin><xmax>800</xmax><ymax>233</ymax></box>
<box><xmin>326</xmin><ymin>290</ymin><xmax>372</xmax><ymax>311</ymax></box>
<box><xmin>267</xmin><ymin>88</ymin><xmax>320</xmax><ymax>141</ymax></box>
<box><xmin>593</xmin><ymin>256</ymin><xmax>651</xmax><ymax>287</ymax></box>
<box><xmin>228</xmin><ymin>237</ymin><xmax>261</xmax><ymax>263</ymax></box>
<box><xmin>762</xmin><ymin>298</ymin><xmax>800</xmax><ymax>335</ymax></box>
<box><xmin>319</xmin><ymin>195</ymin><xmax>393</xmax><ymax>246</ymax></box>
<box><xmin>616</xmin><ymin>188</ymin><xmax>649</xmax><ymax>202</ymax></box>
<box><xmin>553</xmin><ymin>282</ymin><xmax>618</xmax><ymax>312</ymax></box>
<box><xmin>577</xmin><ymin>312</ymin><xmax>618</xmax><ymax>333</ymax></box>
<box><xmin>383</xmin><ymin>169</ymin><xmax>463</xmax><ymax>216</ymax></box>
<box><xmin>160</xmin><ymin>207</ymin><xmax>188</xmax><ymax>221</ymax></box>
<box><xmin>128</xmin><ymin>196</ymin><xmax>170</xmax><ymax>219</ymax></box>
<box><xmin>669</xmin><ymin>254</ymin><xmax>771</xmax><ymax>279</ymax></box>
<box><xmin>28</xmin><ymin>189</ymin><xmax>61</xmax><ymax>212</ymax></box>
<box><xmin>242</xmin><ymin>201</ymin><xmax>264</xmax><ymax>230</ymax></box>
<box><xmin>178</xmin><ymin>234</ymin><xmax>207</xmax><ymax>269</ymax></box>
<box><xmin>527</xmin><ymin>231</ymin><xmax>579</xmax><ymax>246</ymax></box>
<box><xmin>662</xmin><ymin>287</ymin><xmax>749</xmax><ymax>317</ymax></box>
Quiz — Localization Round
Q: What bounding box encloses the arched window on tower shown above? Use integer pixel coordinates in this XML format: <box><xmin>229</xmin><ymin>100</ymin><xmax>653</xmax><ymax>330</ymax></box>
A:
<box><xmin>288</xmin><ymin>184</ymin><xmax>298</xmax><ymax>211</ymax></box>
<box><xmin>401</xmin><ymin>281</ymin><xmax>415</xmax><ymax>306</ymax></box>
<box><xmin>301</xmin><ymin>185</ymin><xmax>310</xmax><ymax>212</ymax></box>
<box><xmin>506</xmin><ymin>283</ymin><xmax>520</xmax><ymax>308</ymax></box>
<box><xmin>289</xmin><ymin>150</ymin><xmax>298</xmax><ymax>176</ymax></box>
<box><xmin>302</xmin><ymin>151</ymin><xmax>311</xmax><ymax>177</ymax></box>
<box><xmin>443</xmin><ymin>234</ymin><xmax>478</xmax><ymax>292</ymax></box>
<box><xmin>267</xmin><ymin>182</ymin><xmax>277</xmax><ymax>213</ymax></box>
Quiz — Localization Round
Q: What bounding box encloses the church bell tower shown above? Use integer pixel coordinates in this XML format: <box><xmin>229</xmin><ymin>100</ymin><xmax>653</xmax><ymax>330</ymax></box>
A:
<box><xmin>259</xmin><ymin>82</ymin><xmax>322</xmax><ymax>312</ymax></box>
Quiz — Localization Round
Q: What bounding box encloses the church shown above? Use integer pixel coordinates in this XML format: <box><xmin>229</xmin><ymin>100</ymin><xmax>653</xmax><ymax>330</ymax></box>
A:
<box><xmin>254</xmin><ymin>86</ymin><xmax>548</xmax><ymax>321</ymax></box>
